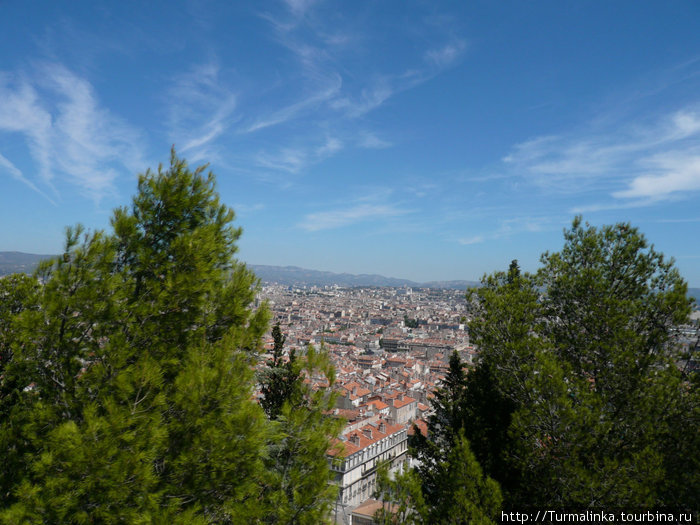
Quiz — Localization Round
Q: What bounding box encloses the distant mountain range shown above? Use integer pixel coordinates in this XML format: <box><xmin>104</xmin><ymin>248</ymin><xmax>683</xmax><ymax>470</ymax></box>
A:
<box><xmin>0</xmin><ymin>252</ymin><xmax>477</xmax><ymax>289</ymax></box>
<box><xmin>0</xmin><ymin>252</ymin><xmax>52</xmax><ymax>276</ymax></box>
<box><xmin>1</xmin><ymin>252</ymin><xmax>699</xmax><ymax>302</ymax></box>
<box><xmin>249</xmin><ymin>264</ymin><xmax>478</xmax><ymax>290</ymax></box>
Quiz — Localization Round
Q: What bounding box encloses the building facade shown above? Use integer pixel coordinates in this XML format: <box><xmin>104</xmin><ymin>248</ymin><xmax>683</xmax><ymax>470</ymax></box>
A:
<box><xmin>329</xmin><ymin>418</ymin><xmax>408</xmax><ymax>522</ymax></box>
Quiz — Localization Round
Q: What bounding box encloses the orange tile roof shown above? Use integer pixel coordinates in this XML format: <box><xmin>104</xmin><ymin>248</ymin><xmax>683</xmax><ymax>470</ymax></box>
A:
<box><xmin>393</xmin><ymin>396</ymin><xmax>416</xmax><ymax>409</ymax></box>
<box><xmin>408</xmin><ymin>419</ymin><xmax>428</xmax><ymax>437</ymax></box>
<box><xmin>352</xmin><ymin>499</ymin><xmax>399</xmax><ymax>519</ymax></box>
<box><xmin>364</xmin><ymin>399</ymin><xmax>389</xmax><ymax>411</ymax></box>
<box><xmin>328</xmin><ymin>418</ymin><xmax>405</xmax><ymax>457</ymax></box>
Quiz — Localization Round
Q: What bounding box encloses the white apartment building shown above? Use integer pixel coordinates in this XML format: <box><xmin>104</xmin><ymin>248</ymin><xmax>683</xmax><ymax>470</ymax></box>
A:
<box><xmin>329</xmin><ymin>418</ymin><xmax>408</xmax><ymax>523</ymax></box>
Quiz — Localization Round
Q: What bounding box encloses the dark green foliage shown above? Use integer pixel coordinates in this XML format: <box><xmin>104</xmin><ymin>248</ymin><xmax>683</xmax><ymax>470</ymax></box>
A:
<box><xmin>462</xmin><ymin>259</ymin><xmax>535</xmax><ymax>499</ymax></box>
<box><xmin>436</xmin><ymin>432</ymin><xmax>502</xmax><ymax>525</ymax></box>
<box><xmin>465</xmin><ymin>218</ymin><xmax>698</xmax><ymax>509</ymax></box>
<box><xmin>260</xmin><ymin>344</ymin><xmax>343</xmax><ymax>524</ymax></box>
<box><xmin>0</xmin><ymin>151</ymin><xmax>341</xmax><ymax>523</ymax></box>
<box><xmin>0</xmin><ymin>273</ymin><xmax>41</xmax><ymax>503</ymax></box>
<box><xmin>403</xmin><ymin>316</ymin><xmax>419</xmax><ymax>329</ymax></box>
<box><xmin>373</xmin><ymin>462</ymin><xmax>428</xmax><ymax>525</ymax></box>
<box><xmin>260</xmin><ymin>323</ymin><xmax>302</xmax><ymax>420</ymax></box>
<box><xmin>408</xmin><ymin>350</ymin><xmax>502</xmax><ymax>523</ymax></box>
<box><xmin>410</xmin><ymin>351</ymin><xmax>467</xmax><ymax>494</ymax></box>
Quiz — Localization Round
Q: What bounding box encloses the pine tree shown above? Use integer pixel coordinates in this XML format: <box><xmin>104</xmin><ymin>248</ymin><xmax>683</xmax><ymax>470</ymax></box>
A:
<box><xmin>260</xmin><ymin>323</ymin><xmax>302</xmax><ymax>420</ymax></box>
<box><xmin>437</xmin><ymin>432</ymin><xmax>502</xmax><ymax>525</ymax></box>
<box><xmin>373</xmin><ymin>462</ymin><xmax>428</xmax><ymax>525</ymax></box>
<box><xmin>406</xmin><ymin>350</ymin><xmax>502</xmax><ymax>523</ymax></box>
<box><xmin>465</xmin><ymin>218</ymin><xmax>697</xmax><ymax>509</ymax></box>
<box><xmin>410</xmin><ymin>350</ymin><xmax>467</xmax><ymax>497</ymax></box>
<box><xmin>260</xmin><ymin>343</ymin><xmax>343</xmax><ymax>524</ymax></box>
<box><xmin>0</xmin><ymin>151</ymin><xmax>307</xmax><ymax>522</ymax></box>
<box><xmin>462</xmin><ymin>259</ymin><xmax>538</xmax><ymax>501</ymax></box>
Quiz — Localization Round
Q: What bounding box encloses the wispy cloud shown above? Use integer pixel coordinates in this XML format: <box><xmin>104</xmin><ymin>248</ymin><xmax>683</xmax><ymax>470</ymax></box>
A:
<box><xmin>246</xmin><ymin>3</ymin><xmax>468</xmax><ymax>174</ymax></box>
<box><xmin>0</xmin><ymin>74</ymin><xmax>53</xmax><ymax>185</ymax></box>
<box><xmin>425</xmin><ymin>39</ymin><xmax>467</xmax><ymax>68</ymax></box>
<box><xmin>283</xmin><ymin>0</ymin><xmax>318</xmax><ymax>17</ymax></box>
<box><xmin>315</xmin><ymin>136</ymin><xmax>343</xmax><ymax>157</ymax></box>
<box><xmin>456</xmin><ymin>216</ymin><xmax>559</xmax><ymax>246</ymax></box>
<box><xmin>358</xmin><ymin>131</ymin><xmax>392</xmax><ymax>149</ymax></box>
<box><xmin>570</xmin><ymin>199</ymin><xmax>659</xmax><ymax>214</ymax></box>
<box><xmin>0</xmin><ymin>64</ymin><xmax>144</xmax><ymax>202</ymax></box>
<box><xmin>459</xmin><ymin>235</ymin><xmax>484</xmax><ymax>245</ymax></box>
<box><xmin>231</xmin><ymin>202</ymin><xmax>265</xmax><ymax>215</ymax></box>
<box><xmin>167</xmin><ymin>61</ymin><xmax>237</xmax><ymax>160</ymax></box>
<box><xmin>299</xmin><ymin>202</ymin><xmax>409</xmax><ymax>231</ymax></box>
<box><xmin>613</xmin><ymin>151</ymin><xmax>700</xmax><ymax>199</ymax></box>
<box><xmin>255</xmin><ymin>147</ymin><xmax>308</xmax><ymax>173</ymax></box>
<box><xmin>0</xmin><ymin>152</ymin><xmax>55</xmax><ymax>204</ymax></box>
<box><xmin>243</xmin><ymin>74</ymin><xmax>341</xmax><ymax>133</ymax></box>
<box><xmin>327</xmin><ymin>37</ymin><xmax>465</xmax><ymax>120</ymax></box>
<box><xmin>504</xmin><ymin>108</ymin><xmax>700</xmax><ymax>205</ymax></box>
<box><xmin>331</xmin><ymin>81</ymin><xmax>395</xmax><ymax>118</ymax></box>
<box><xmin>254</xmin><ymin>135</ymin><xmax>343</xmax><ymax>174</ymax></box>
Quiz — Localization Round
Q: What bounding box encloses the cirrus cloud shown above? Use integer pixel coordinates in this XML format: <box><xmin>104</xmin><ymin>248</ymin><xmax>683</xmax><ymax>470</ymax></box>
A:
<box><xmin>299</xmin><ymin>202</ymin><xmax>409</xmax><ymax>231</ymax></box>
<box><xmin>0</xmin><ymin>64</ymin><xmax>145</xmax><ymax>203</ymax></box>
<box><xmin>504</xmin><ymin>108</ymin><xmax>700</xmax><ymax>205</ymax></box>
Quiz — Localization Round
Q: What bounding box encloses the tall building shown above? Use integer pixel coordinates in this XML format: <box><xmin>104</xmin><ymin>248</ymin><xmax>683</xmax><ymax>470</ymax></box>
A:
<box><xmin>329</xmin><ymin>418</ymin><xmax>408</xmax><ymax>523</ymax></box>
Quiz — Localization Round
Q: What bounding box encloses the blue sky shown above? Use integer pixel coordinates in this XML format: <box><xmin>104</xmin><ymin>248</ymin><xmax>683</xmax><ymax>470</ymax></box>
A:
<box><xmin>1</xmin><ymin>1</ymin><xmax>700</xmax><ymax>286</ymax></box>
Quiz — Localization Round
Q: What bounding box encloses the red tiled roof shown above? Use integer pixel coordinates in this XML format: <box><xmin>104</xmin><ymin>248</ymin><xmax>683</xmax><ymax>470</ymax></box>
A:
<box><xmin>328</xmin><ymin>418</ymin><xmax>404</xmax><ymax>457</ymax></box>
<box><xmin>364</xmin><ymin>399</ymin><xmax>389</xmax><ymax>411</ymax></box>
<box><xmin>393</xmin><ymin>396</ymin><xmax>416</xmax><ymax>409</ymax></box>
<box><xmin>408</xmin><ymin>419</ymin><xmax>428</xmax><ymax>437</ymax></box>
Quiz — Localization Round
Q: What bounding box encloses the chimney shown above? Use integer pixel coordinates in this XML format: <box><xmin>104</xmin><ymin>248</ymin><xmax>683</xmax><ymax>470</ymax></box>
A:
<box><xmin>350</xmin><ymin>433</ymin><xmax>360</xmax><ymax>445</ymax></box>
<box><xmin>379</xmin><ymin>422</ymin><xmax>386</xmax><ymax>434</ymax></box>
<box><xmin>363</xmin><ymin>427</ymin><xmax>372</xmax><ymax>439</ymax></box>
<box><xmin>397</xmin><ymin>393</ymin><xmax>403</xmax><ymax>401</ymax></box>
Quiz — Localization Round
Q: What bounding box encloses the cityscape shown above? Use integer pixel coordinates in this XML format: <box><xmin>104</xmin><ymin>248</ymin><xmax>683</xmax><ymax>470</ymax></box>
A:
<box><xmin>257</xmin><ymin>280</ymin><xmax>700</xmax><ymax>523</ymax></box>
<box><xmin>2</xmin><ymin>1</ymin><xmax>700</xmax><ymax>523</ymax></box>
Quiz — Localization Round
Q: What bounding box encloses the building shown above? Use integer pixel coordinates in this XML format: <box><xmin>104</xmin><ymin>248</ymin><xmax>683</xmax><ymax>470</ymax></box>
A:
<box><xmin>389</xmin><ymin>393</ymin><xmax>417</xmax><ymax>425</ymax></box>
<box><xmin>329</xmin><ymin>418</ymin><xmax>408</xmax><ymax>522</ymax></box>
<box><xmin>350</xmin><ymin>499</ymin><xmax>398</xmax><ymax>525</ymax></box>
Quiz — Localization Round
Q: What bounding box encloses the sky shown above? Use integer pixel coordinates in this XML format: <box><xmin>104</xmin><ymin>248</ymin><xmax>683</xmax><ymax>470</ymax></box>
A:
<box><xmin>1</xmin><ymin>1</ymin><xmax>700</xmax><ymax>286</ymax></box>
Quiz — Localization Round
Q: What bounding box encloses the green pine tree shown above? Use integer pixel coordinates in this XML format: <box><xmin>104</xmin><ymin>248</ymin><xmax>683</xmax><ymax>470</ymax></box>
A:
<box><xmin>410</xmin><ymin>350</ymin><xmax>468</xmax><ymax>497</ymax></box>
<box><xmin>260</xmin><ymin>323</ymin><xmax>302</xmax><ymax>420</ymax></box>
<box><xmin>260</xmin><ymin>343</ymin><xmax>343</xmax><ymax>524</ymax></box>
<box><xmin>0</xmin><ymin>150</ymin><xmax>341</xmax><ymax>523</ymax></box>
<box><xmin>405</xmin><ymin>350</ymin><xmax>502</xmax><ymax>523</ymax></box>
<box><xmin>465</xmin><ymin>218</ymin><xmax>698</xmax><ymax>509</ymax></box>
<box><xmin>373</xmin><ymin>462</ymin><xmax>428</xmax><ymax>525</ymax></box>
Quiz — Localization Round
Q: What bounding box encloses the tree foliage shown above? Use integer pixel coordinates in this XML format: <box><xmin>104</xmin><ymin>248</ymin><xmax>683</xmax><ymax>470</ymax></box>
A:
<box><xmin>408</xmin><ymin>350</ymin><xmax>502</xmax><ymax>524</ymax></box>
<box><xmin>410</xmin><ymin>351</ymin><xmax>467</xmax><ymax>496</ymax></box>
<box><xmin>260</xmin><ymin>343</ymin><xmax>343</xmax><ymax>524</ymax></box>
<box><xmin>260</xmin><ymin>323</ymin><xmax>302</xmax><ymax>420</ymax></box>
<box><xmin>464</xmin><ymin>218</ymin><xmax>698</xmax><ymax>509</ymax></box>
<box><xmin>0</xmin><ymin>150</ymin><xmax>341</xmax><ymax>523</ymax></box>
<box><xmin>373</xmin><ymin>462</ymin><xmax>428</xmax><ymax>525</ymax></box>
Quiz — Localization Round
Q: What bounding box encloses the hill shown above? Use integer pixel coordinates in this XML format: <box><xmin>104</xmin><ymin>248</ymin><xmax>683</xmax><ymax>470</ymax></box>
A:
<box><xmin>249</xmin><ymin>264</ymin><xmax>478</xmax><ymax>289</ymax></box>
<box><xmin>0</xmin><ymin>252</ymin><xmax>53</xmax><ymax>276</ymax></box>
<box><xmin>1</xmin><ymin>253</ymin><xmax>698</xmax><ymax>298</ymax></box>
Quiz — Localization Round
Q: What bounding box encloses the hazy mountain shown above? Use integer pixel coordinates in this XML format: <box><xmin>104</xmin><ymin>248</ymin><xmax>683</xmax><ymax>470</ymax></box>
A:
<box><xmin>2</xmin><ymin>253</ymin><xmax>699</xmax><ymax>299</ymax></box>
<box><xmin>689</xmin><ymin>288</ymin><xmax>700</xmax><ymax>308</ymax></box>
<box><xmin>0</xmin><ymin>252</ymin><xmax>53</xmax><ymax>276</ymax></box>
<box><xmin>249</xmin><ymin>264</ymin><xmax>478</xmax><ymax>289</ymax></box>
